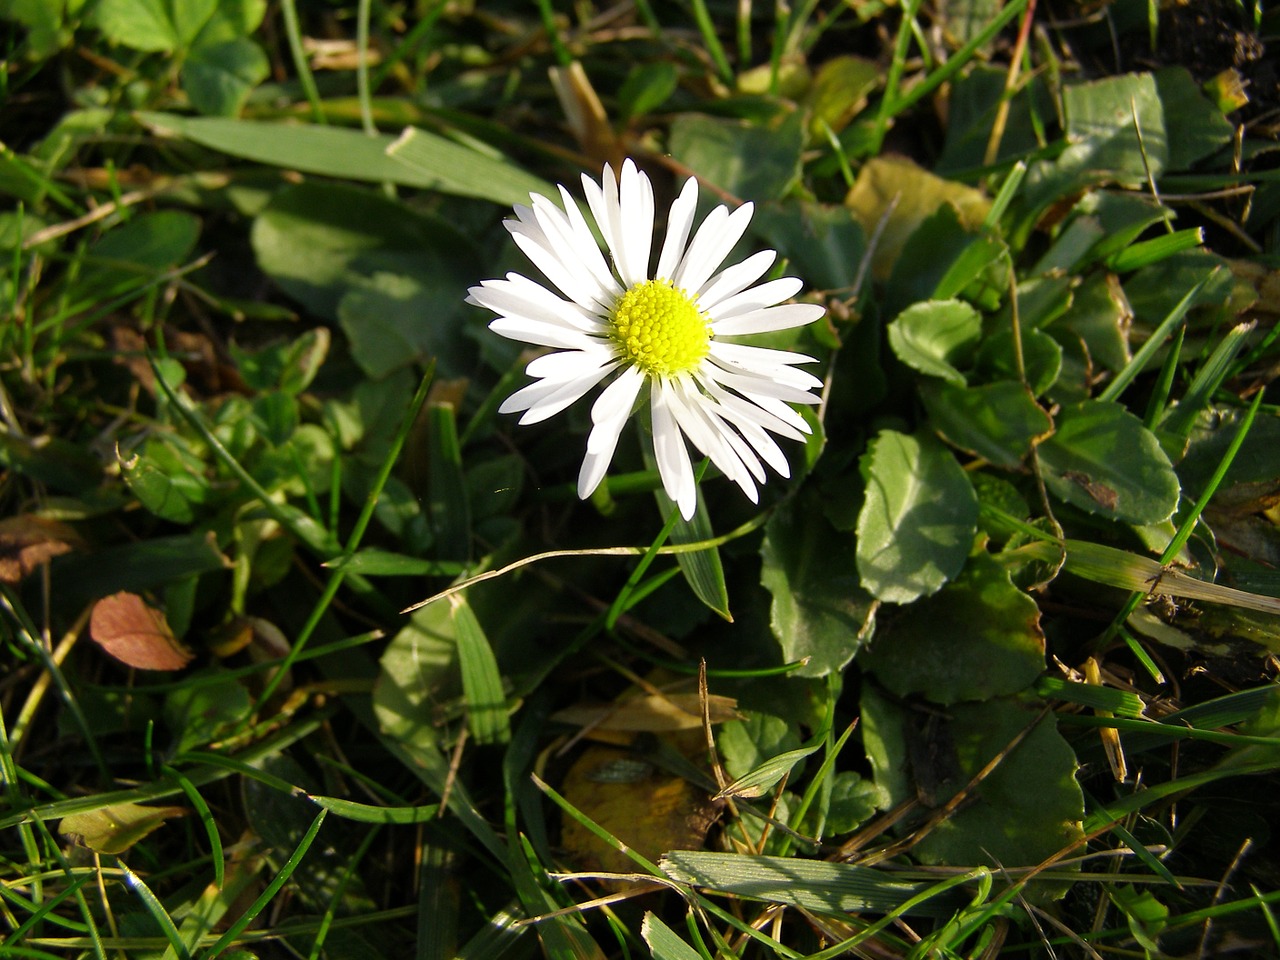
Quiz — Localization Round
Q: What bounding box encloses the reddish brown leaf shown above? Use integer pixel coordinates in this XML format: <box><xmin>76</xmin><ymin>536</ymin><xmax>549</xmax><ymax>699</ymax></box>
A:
<box><xmin>90</xmin><ymin>591</ymin><xmax>194</xmax><ymax>670</ymax></box>
<box><xmin>0</xmin><ymin>515</ymin><xmax>81</xmax><ymax>584</ymax></box>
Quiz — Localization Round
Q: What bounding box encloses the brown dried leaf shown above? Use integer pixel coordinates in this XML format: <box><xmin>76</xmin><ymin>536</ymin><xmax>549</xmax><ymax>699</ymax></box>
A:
<box><xmin>90</xmin><ymin>591</ymin><xmax>194</xmax><ymax>670</ymax></box>
<box><xmin>0</xmin><ymin>515</ymin><xmax>81</xmax><ymax>584</ymax></box>
<box><xmin>560</xmin><ymin>743</ymin><xmax>720</xmax><ymax>885</ymax></box>
<box><xmin>551</xmin><ymin>693</ymin><xmax>740</xmax><ymax>733</ymax></box>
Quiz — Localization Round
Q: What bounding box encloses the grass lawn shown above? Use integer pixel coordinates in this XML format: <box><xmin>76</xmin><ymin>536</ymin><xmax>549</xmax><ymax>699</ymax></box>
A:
<box><xmin>3</xmin><ymin>1</ymin><xmax>1280</xmax><ymax>957</ymax></box>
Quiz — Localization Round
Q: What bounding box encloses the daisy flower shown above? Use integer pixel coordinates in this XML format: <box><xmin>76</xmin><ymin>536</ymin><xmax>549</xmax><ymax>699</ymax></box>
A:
<box><xmin>468</xmin><ymin>159</ymin><xmax>825</xmax><ymax>520</ymax></box>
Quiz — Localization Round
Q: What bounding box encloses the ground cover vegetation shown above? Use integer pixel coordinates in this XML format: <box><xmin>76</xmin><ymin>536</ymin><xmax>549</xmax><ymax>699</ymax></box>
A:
<box><xmin>3</xmin><ymin>0</ymin><xmax>1280</xmax><ymax>956</ymax></box>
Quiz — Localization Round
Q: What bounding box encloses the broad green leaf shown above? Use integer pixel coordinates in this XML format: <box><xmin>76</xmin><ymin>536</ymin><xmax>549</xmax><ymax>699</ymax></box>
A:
<box><xmin>861</xmin><ymin>688</ymin><xmax>1085</xmax><ymax>882</ymax></box>
<box><xmin>338</xmin><ymin>272</ymin><xmax>469</xmax><ymax>379</ymax></box>
<box><xmin>54</xmin><ymin>532</ymin><xmax>230</xmax><ymax>605</ymax></box>
<box><xmin>856</xmin><ymin>430</ymin><xmax>978</xmax><ymax>603</ymax></box>
<box><xmin>230</xmin><ymin>327</ymin><xmax>329</xmax><ymax>394</ymax></box>
<box><xmin>192</xmin><ymin>0</ymin><xmax>266</xmax><ymax>43</ymax></box>
<box><xmin>860</xmin><ymin>551</ymin><xmax>1046</xmax><ymax>704</ymax></box>
<box><xmin>165</xmin><ymin>668</ymin><xmax>251</xmax><ymax>753</ymax></box>
<box><xmin>95</xmin><ymin>0</ymin><xmax>176</xmax><ymax>51</ymax></box>
<box><xmin>804</xmin><ymin>55</ymin><xmax>879</xmax><ymax>137</ymax></box>
<box><xmin>374</xmin><ymin>591</ymin><xmax>512</xmax><ymax>749</ymax></box>
<box><xmin>1062</xmin><ymin>72</ymin><xmax>1167</xmax><ymax>186</ymax></box>
<box><xmin>3</xmin><ymin>0</ymin><xmax>70</xmax><ymax>57</ymax></box>
<box><xmin>921</xmin><ymin>379</ymin><xmax>1053</xmax><ymax>468</ymax></box>
<box><xmin>169</xmin><ymin>0</ymin><xmax>216</xmax><ymax>45</ymax></box>
<box><xmin>885</xmin><ymin>204</ymin><xmax>1005</xmax><ymax>316</ymax></box>
<box><xmin>760</xmin><ymin>492</ymin><xmax>874</xmax><ymax>677</ymax></box>
<box><xmin>427</xmin><ymin>403</ymin><xmax>471</xmax><ymax>562</ymax></box>
<box><xmin>718</xmin><ymin>712</ymin><xmax>805</xmax><ymax>797</ymax></box>
<box><xmin>617</xmin><ymin>63</ymin><xmax>678</xmax><ymax>122</ymax></box>
<box><xmin>383</xmin><ymin>126</ymin><xmax>555</xmax><ymax>208</ymax></box>
<box><xmin>886</xmin><ymin>299</ymin><xmax>982</xmax><ymax>385</ymax></box>
<box><xmin>751</xmin><ymin>201</ymin><xmax>866</xmax><ymax>292</ymax></box>
<box><xmin>79</xmin><ymin>209</ymin><xmax>200</xmax><ymax>298</ymax></box>
<box><xmin>59</xmin><ymin>801</ymin><xmax>186</xmax><ymax>854</ymax></box>
<box><xmin>719</xmin><ymin>712</ymin><xmax>802</xmax><ymax>781</ymax></box>
<box><xmin>1039</xmin><ymin>399</ymin><xmax>1180</xmax><ymax>523</ymax></box>
<box><xmin>0</xmin><ymin>433</ymin><xmax>103</xmax><ymax>494</ymax></box>
<box><xmin>668</xmin><ymin>110</ymin><xmax>805</xmax><ymax>202</ymax></box>
<box><xmin>138</xmin><ymin>112</ymin><xmax>550</xmax><ymax>206</ymax></box>
<box><xmin>660</xmin><ymin>851</ymin><xmax>964</xmax><ymax>918</ymax></box>
<box><xmin>1070</xmin><ymin>191</ymin><xmax>1173</xmax><ymax>266</ymax></box>
<box><xmin>641</xmin><ymin>913</ymin><xmax>702</xmax><ymax>960</ymax></box>
<box><xmin>251</xmin><ymin>180</ymin><xmax>476</xmax><ymax>322</ymax></box>
<box><xmin>119</xmin><ymin>436</ymin><xmax>209</xmax><ymax>524</ymax></box>
<box><xmin>845</xmin><ymin>155</ymin><xmax>990</xmax><ymax>280</ymax></box>
<box><xmin>645</xmin><ymin>439</ymin><xmax>731</xmax><ymax>621</ymax></box>
<box><xmin>824</xmin><ymin>771</ymin><xmax>887</xmax><ymax>835</ymax></box>
<box><xmin>1057</xmin><ymin>272</ymin><xmax>1131</xmax><ymax>372</ymax></box>
<box><xmin>1155</xmin><ymin>67</ymin><xmax>1234</xmax><ymax>170</ymax></box>
<box><xmin>939</xmin><ymin>63</ymin><xmax>1053</xmax><ymax>171</ymax></box>
<box><xmin>182</xmin><ymin>37</ymin><xmax>268</xmax><ymax>116</ymax></box>
<box><xmin>1123</xmin><ymin>250</ymin><xmax>1235</xmax><ymax>326</ymax></box>
<box><xmin>975</xmin><ymin>328</ymin><xmax>1062</xmax><ymax>397</ymax></box>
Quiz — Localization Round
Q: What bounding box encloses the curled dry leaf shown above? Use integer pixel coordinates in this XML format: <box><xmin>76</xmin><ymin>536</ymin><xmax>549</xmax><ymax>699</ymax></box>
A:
<box><xmin>551</xmin><ymin>693</ymin><xmax>740</xmax><ymax>733</ymax></box>
<box><xmin>90</xmin><ymin>591</ymin><xmax>194</xmax><ymax>670</ymax></box>
<box><xmin>0</xmin><ymin>515</ymin><xmax>81</xmax><ymax>584</ymax></box>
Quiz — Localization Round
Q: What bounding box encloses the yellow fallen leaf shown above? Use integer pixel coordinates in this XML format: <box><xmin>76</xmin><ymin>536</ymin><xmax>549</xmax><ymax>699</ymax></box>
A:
<box><xmin>60</xmin><ymin>802</ymin><xmax>187</xmax><ymax>855</ymax></box>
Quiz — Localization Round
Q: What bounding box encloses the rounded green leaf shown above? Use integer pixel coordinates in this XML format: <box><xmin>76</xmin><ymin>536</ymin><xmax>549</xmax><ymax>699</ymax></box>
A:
<box><xmin>182</xmin><ymin>37</ymin><xmax>269</xmax><ymax>116</ymax></box>
<box><xmin>861</xmin><ymin>551</ymin><xmax>1045</xmax><ymax>704</ymax></box>
<box><xmin>761</xmin><ymin>492</ymin><xmax>875</xmax><ymax>677</ymax></box>
<box><xmin>975</xmin><ymin>328</ymin><xmax>1062</xmax><ymax>396</ymax></box>
<box><xmin>921</xmin><ymin>379</ymin><xmax>1053</xmax><ymax>469</ymax></box>
<box><xmin>1039</xmin><ymin>399</ymin><xmax>1180</xmax><ymax>523</ymax></box>
<box><xmin>861</xmin><ymin>688</ymin><xmax>1085</xmax><ymax>883</ymax></box>
<box><xmin>856</xmin><ymin>430</ymin><xmax>978</xmax><ymax>603</ymax></box>
<box><xmin>886</xmin><ymin>299</ymin><xmax>982</xmax><ymax>385</ymax></box>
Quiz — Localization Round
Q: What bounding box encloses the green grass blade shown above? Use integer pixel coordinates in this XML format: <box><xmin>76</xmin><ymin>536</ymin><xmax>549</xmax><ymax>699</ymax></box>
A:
<box><xmin>118</xmin><ymin>862</ymin><xmax>190</xmax><ymax>960</ymax></box>
<box><xmin>204</xmin><ymin>808</ymin><xmax>328</xmax><ymax>959</ymax></box>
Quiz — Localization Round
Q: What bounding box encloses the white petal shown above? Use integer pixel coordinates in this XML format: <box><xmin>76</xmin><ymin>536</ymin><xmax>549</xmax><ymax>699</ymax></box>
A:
<box><xmin>710</xmin><ymin>302</ymin><xmax>826</xmax><ymax>336</ymax></box>
<box><xmin>709</xmin><ymin>341</ymin><xmax>818</xmax><ymax>365</ymax></box>
<box><xmin>707</xmin><ymin>277</ymin><xmax>806</xmax><ymax>320</ymax></box>
<box><xmin>524</xmin><ymin>345</ymin><xmax>616</xmax><ymax>379</ymax></box>
<box><xmin>489</xmin><ymin>316</ymin><xmax>597</xmax><ymax>351</ymax></box>
<box><xmin>529</xmin><ymin>192</ymin><xmax>616</xmax><ymax>301</ymax></box>
<box><xmin>578</xmin><ymin>370</ymin><xmax>641</xmax><ymax>499</ymax></box>
<box><xmin>704</xmin><ymin>366</ymin><xmax>821</xmax><ymax>404</ymax></box>
<box><xmin>555</xmin><ymin>184</ymin><xmax>620</xmax><ymax>295</ymax></box>
<box><xmin>655</xmin><ymin>176</ymin><xmax>699</xmax><ymax>281</ymax></box>
<box><xmin>614</xmin><ymin>160</ymin><xmax>654</xmax><ymax>286</ymax></box>
<box><xmin>674</xmin><ymin>202</ymin><xmax>754</xmax><ymax>296</ymax></box>
<box><xmin>588</xmin><ymin>365</ymin><xmax>644</xmax><ymax>449</ymax></box>
<box><xmin>469</xmin><ymin>275</ymin><xmax>605</xmax><ymax>333</ymax></box>
<box><xmin>695</xmin><ymin>370</ymin><xmax>809</xmax><ymax>442</ymax></box>
<box><xmin>650</xmin><ymin>381</ymin><xmax>697</xmax><ymax>519</ymax></box>
<box><xmin>707</xmin><ymin>354</ymin><xmax>824</xmax><ymax>393</ymax></box>
<box><xmin>696</xmin><ymin>249</ymin><xmax>776</xmax><ymax>311</ymax></box>
<box><xmin>668</xmin><ymin>379</ymin><xmax>759</xmax><ymax>501</ymax></box>
<box><xmin>502</xmin><ymin>362</ymin><xmax>618</xmax><ymax>424</ymax></box>
<box><xmin>582</xmin><ymin>163</ymin><xmax>626</xmax><ymax>279</ymax></box>
<box><xmin>508</xmin><ymin>224</ymin><xmax>611</xmax><ymax>312</ymax></box>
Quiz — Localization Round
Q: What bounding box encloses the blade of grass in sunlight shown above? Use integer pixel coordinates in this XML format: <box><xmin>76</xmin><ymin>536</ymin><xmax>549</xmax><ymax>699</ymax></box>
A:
<box><xmin>203</xmin><ymin>809</ymin><xmax>328</xmax><ymax>959</ymax></box>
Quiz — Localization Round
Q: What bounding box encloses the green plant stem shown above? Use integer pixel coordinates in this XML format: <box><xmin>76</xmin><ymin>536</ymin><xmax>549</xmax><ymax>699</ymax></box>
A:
<box><xmin>250</xmin><ymin>363</ymin><xmax>435</xmax><ymax>715</ymax></box>
<box><xmin>279</xmin><ymin>0</ymin><xmax>327</xmax><ymax>123</ymax></box>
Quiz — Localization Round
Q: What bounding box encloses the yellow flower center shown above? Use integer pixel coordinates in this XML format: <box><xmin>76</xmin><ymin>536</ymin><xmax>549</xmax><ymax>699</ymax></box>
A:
<box><xmin>609</xmin><ymin>279</ymin><xmax>710</xmax><ymax>377</ymax></box>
